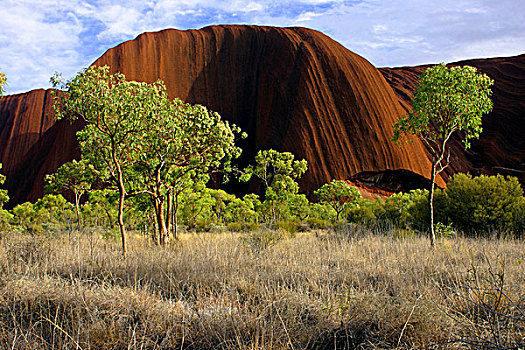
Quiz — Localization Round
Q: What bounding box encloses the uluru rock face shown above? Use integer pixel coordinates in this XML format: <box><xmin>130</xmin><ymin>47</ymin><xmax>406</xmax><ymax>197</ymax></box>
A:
<box><xmin>0</xmin><ymin>89</ymin><xmax>83</xmax><ymax>204</ymax></box>
<box><xmin>380</xmin><ymin>54</ymin><xmax>525</xmax><ymax>184</ymax></box>
<box><xmin>2</xmin><ymin>25</ymin><xmax>523</xmax><ymax>205</ymax></box>
<box><xmin>92</xmin><ymin>25</ymin><xmax>433</xmax><ymax>192</ymax></box>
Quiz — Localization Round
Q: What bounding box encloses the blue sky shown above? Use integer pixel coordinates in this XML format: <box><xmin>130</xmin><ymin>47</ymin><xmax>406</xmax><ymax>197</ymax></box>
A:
<box><xmin>1</xmin><ymin>0</ymin><xmax>524</xmax><ymax>95</ymax></box>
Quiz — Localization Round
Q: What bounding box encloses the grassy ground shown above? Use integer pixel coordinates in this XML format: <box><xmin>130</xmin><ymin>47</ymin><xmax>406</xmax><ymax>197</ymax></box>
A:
<box><xmin>1</xmin><ymin>226</ymin><xmax>524</xmax><ymax>349</ymax></box>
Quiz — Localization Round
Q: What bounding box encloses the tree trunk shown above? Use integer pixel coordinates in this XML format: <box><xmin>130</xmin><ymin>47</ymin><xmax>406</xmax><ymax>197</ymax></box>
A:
<box><xmin>165</xmin><ymin>192</ymin><xmax>172</xmax><ymax>238</ymax></box>
<box><xmin>172</xmin><ymin>192</ymin><xmax>179</xmax><ymax>240</ymax></box>
<box><xmin>155</xmin><ymin>198</ymin><xmax>169</xmax><ymax>245</ymax></box>
<box><xmin>429</xmin><ymin>161</ymin><xmax>437</xmax><ymax>247</ymax></box>
<box><xmin>74</xmin><ymin>191</ymin><xmax>81</xmax><ymax>230</ymax></box>
<box><xmin>336</xmin><ymin>207</ymin><xmax>342</xmax><ymax>222</ymax></box>
<box><xmin>117</xmin><ymin>173</ymin><xmax>127</xmax><ymax>257</ymax></box>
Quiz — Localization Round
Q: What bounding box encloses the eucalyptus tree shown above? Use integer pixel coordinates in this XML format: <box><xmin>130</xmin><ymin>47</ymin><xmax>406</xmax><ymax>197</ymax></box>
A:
<box><xmin>132</xmin><ymin>101</ymin><xmax>243</xmax><ymax>244</ymax></box>
<box><xmin>45</xmin><ymin>159</ymin><xmax>98</xmax><ymax>228</ymax></box>
<box><xmin>392</xmin><ymin>64</ymin><xmax>493</xmax><ymax>246</ymax></box>
<box><xmin>54</xmin><ymin>66</ymin><xmax>243</xmax><ymax>248</ymax></box>
<box><xmin>0</xmin><ymin>163</ymin><xmax>13</xmax><ymax>226</ymax></box>
<box><xmin>53</xmin><ymin>66</ymin><xmax>168</xmax><ymax>255</ymax></box>
<box><xmin>0</xmin><ymin>70</ymin><xmax>6</xmax><ymax>95</ymax></box>
<box><xmin>314</xmin><ymin>180</ymin><xmax>361</xmax><ymax>222</ymax></box>
<box><xmin>242</xmin><ymin>150</ymin><xmax>307</xmax><ymax>223</ymax></box>
<box><xmin>242</xmin><ymin>150</ymin><xmax>307</xmax><ymax>191</ymax></box>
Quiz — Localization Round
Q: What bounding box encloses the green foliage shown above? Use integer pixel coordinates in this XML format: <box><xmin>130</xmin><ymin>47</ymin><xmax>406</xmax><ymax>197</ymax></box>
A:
<box><xmin>381</xmin><ymin>189</ymin><xmax>430</xmax><ymax>228</ymax></box>
<box><xmin>287</xmin><ymin>193</ymin><xmax>311</xmax><ymax>222</ymax></box>
<box><xmin>434</xmin><ymin>222</ymin><xmax>456</xmax><ymax>238</ymax></box>
<box><xmin>0</xmin><ymin>70</ymin><xmax>6</xmax><ymax>96</ymax></box>
<box><xmin>0</xmin><ymin>166</ymin><xmax>7</xmax><ymax>205</ymax></box>
<box><xmin>224</xmin><ymin>194</ymin><xmax>261</xmax><ymax>225</ymax></box>
<box><xmin>53</xmin><ymin>66</ymin><xmax>158</xmax><ymax>183</ymax></box>
<box><xmin>242</xmin><ymin>149</ymin><xmax>307</xmax><ymax>190</ymax></box>
<box><xmin>45</xmin><ymin>160</ymin><xmax>97</xmax><ymax>196</ymax></box>
<box><xmin>53</xmin><ymin>66</ymin><xmax>167</xmax><ymax>252</ymax></box>
<box><xmin>12</xmin><ymin>202</ymin><xmax>36</xmax><ymax>227</ymax></box>
<box><xmin>53</xmin><ymin>66</ymin><xmax>243</xmax><ymax>247</ymax></box>
<box><xmin>45</xmin><ymin>159</ymin><xmax>98</xmax><ymax>227</ymax></box>
<box><xmin>314</xmin><ymin>180</ymin><xmax>361</xmax><ymax>222</ymax></box>
<box><xmin>346</xmin><ymin>199</ymin><xmax>377</xmax><ymax>224</ymax></box>
<box><xmin>0</xmin><ymin>165</ymin><xmax>13</xmax><ymax>228</ymax></box>
<box><xmin>392</xmin><ymin>63</ymin><xmax>494</xmax><ymax>149</ymax></box>
<box><xmin>405</xmin><ymin>189</ymin><xmax>448</xmax><ymax>230</ymax></box>
<box><xmin>83</xmin><ymin>189</ymin><xmax>118</xmax><ymax>228</ymax></box>
<box><xmin>393</xmin><ymin>63</ymin><xmax>494</xmax><ymax>245</ymax></box>
<box><xmin>305</xmin><ymin>202</ymin><xmax>333</xmax><ymax>229</ymax></box>
<box><xmin>178</xmin><ymin>181</ymin><xmax>214</xmax><ymax>230</ymax></box>
<box><xmin>34</xmin><ymin>194</ymin><xmax>72</xmax><ymax>225</ymax></box>
<box><xmin>208</xmin><ymin>189</ymin><xmax>236</xmax><ymax>224</ymax></box>
<box><xmin>243</xmin><ymin>150</ymin><xmax>308</xmax><ymax>224</ymax></box>
<box><xmin>131</xmin><ymin>98</ymin><xmax>243</xmax><ymax>241</ymax></box>
<box><xmin>446</xmin><ymin>174</ymin><xmax>524</xmax><ymax>233</ymax></box>
<box><xmin>0</xmin><ymin>209</ymin><xmax>14</xmax><ymax>228</ymax></box>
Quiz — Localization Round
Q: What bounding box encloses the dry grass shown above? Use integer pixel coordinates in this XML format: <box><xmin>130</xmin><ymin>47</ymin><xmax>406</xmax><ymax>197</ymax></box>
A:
<box><xmin>0</xmin><ymin>226</ymin><xmax>524</xmax><ymax>349</ymax></box>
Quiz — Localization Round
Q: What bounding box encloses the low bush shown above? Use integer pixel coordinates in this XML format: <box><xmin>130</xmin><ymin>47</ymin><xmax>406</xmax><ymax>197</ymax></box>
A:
<box><xmin>346</xmin><ymin>200</ymin><xmax>377</xmax><ymax>224</ymax></box>
<box><xmin>305</xmin><ymin>216</ymin><xmax>331</xmax><ymax>230</ymax></box>
<box><xmin>276</xmin><ymin>220</ymin><xmax>300</xmax><ymax>233</ymax></box>
<box><xmin>446</xmin><ymin>173</ymin><xmax>524</xmax><ymax>234</ymax></box>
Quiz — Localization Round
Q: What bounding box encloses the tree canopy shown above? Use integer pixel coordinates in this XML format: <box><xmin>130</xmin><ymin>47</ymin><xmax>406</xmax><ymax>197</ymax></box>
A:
<box><xmin>242</xmin><ymin>149</ymin><xmax>307</xmax><ymax>192</ymax></box>
<box><xmin>131</xmin><ymin>97</ymin><xmax>243</xmax><ymax>244</ymax></box>
<box><xmin>393</xmin><ymin>64</ymin><xmax>494</xmax><ymax>150</ymax></box>
<box><xmin>0</xmin><ymin>70</ymin><xmax>6</xmax><ymax>96</ymax></box>
<box><xmin>242</xmin><ymin>150</ymin><xmax>308</xmax><ymax>223</ymax></box>
<box><xmin>53</xmin><ymin>66</ymin><xmax>166</xmax><ymax>254</ymax></box>
<box><xmin>392</xmin><ymin>63</ymin><xmax>494</xmax><ymax>246</ymax></box>
<box><xmin>45</xmin><ymin>159</ymin><xmax>98</xmax><ymax>228</ymax></box>
<box><xmin>314</xmin><ymin>180</ymin><xmax>361</xmax><ymax>222</ymax></box>
<box><xmin>53</xmin><ymin>66</ymin><xmax>243</xmax><ymax>249</ymax></box>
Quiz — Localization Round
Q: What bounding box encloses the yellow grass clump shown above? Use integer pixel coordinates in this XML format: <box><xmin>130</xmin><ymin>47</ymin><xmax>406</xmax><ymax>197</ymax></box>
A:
<box><xmin>0</xmin><ymin>227</ymin><xmax>524</xmax><ymax>349</ymax></box>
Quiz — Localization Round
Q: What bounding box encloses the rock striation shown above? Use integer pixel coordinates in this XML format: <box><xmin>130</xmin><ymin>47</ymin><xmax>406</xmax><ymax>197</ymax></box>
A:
<box><xmin>92</xmin><ymin>25</ymin><xmax>433</xmax><ymax>191</ymax></box>
<box><xmin>1</xmin><ymin>25</ymin><xmax>522</xmax><ymax>205</ymax></box>
<box><xmin>0</xmin><ymin>89</ymin><xmax>83</xmax><ymax>204</ymax></box>
<box><xmin>381</xmin><ymin>53</ymin><xmax>525</xmax><ymax>185</ymax></box>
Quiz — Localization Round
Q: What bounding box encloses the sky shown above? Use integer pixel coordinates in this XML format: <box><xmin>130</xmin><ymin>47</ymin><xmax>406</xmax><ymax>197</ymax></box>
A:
<box><xmin>1</xmin><ymin>0</ymin><xmax>524</xmax><ymax>95</ymax></box>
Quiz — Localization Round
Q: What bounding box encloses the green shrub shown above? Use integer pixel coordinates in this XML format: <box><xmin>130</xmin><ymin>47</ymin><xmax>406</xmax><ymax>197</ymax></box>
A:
<box><xmin>434</xmin><ymin>222</ymin><xmax>456</xmax><ymax>238</ymax></box>
<box><xmin>305</xmin><ymin>217</ymin><xmax>331</xmax><ymax>229</ymax></box>
<box><xmin>381</xmin><ymin>190</ymin><xmax>429</xmax><ymax>228</ymax></box>
<box><xmin>346</xmin><ymin>200</ymin><xmax>377</xmax><ymax>224</ymax></box>
<box><xmin>227</xmin><ymin>222</ymin><xmax>243</xmax><ymax>232</ymax></box>
<box><xmin>0</xmin><ymin>209</ymin><xmax>13</xmax><ymax>229</ymax></box>
<box><xmin>408</xmin><ymin>188</ymin><xmax>448</xmax><ymax>231</ymax></box>
<box><xmin>241</xmin><ymin>228</ymin><xmax>282</xmax><ymax>253</ymax></box>
<box><xmin>276</xmin><ymin>220</ymin><xmax>299</xmax><ymax>233</ymax></box>
<box><xmin>446</xmin><ymin>174</ymin><xmax>524</xmax><ymax>233</ymax></box>
<box><xmin>308</xmin><ymin>203</ymin><xmax>335</xmax><ymax>223</ymax></box>
<box><xmin>12</xmin><ymin>202</ymin><xmax>36</xmax><ymax>227</ymax></box>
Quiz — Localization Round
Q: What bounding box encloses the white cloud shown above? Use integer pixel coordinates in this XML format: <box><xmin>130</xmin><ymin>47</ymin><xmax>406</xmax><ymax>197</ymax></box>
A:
<box><xmin>95</xmin><ymin>6</ymin><xmax>145</xmax><ymax>40</ymax></box>
<box><xmin>372</xmin><ymin>25</ymin><xmax>387</xmax><ymax>33</ymax></box>
<box><xmin>240</xmin><ymin>2</ymin><xmax>265</xmax><ymax>12</ymax></box>
<box><xmin>1</xmin><ymin>0</ymin><xmax>524</xmax><ymax>94</ymax></box>
<box><xmin>290</xmin><ymin>0</ymin><xmax>525</xmax><ymax>67</ymax></box>
<box><xmin>295</xmin><ymin>11</ymin><xmax>323</xmax><ymax>22</ymax></box>
<box><xmin>0</xmin><ymin>1</ymin><xmax>85</xmax><ymax>94</ymax></box>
